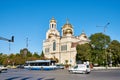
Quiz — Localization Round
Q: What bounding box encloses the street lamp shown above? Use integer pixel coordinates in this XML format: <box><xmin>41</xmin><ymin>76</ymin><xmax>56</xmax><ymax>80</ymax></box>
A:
<box><xmin>97</xmin><ymin>22</ymin><xmax>110</xmax><ymax>69</ymax></box>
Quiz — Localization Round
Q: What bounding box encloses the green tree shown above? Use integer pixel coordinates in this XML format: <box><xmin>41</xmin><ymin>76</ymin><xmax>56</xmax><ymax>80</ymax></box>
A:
<box><xmin>107</xmin><ymin>40</ymin><xmax>120</xmax><ymax>66</ymax></box>
<box><xmin>15</xmin><ymin>53</ymin><xmax>25</xmax><ymax>65</ymax></box>
<box><xmin>76</xmin><ymin>43</ymin><xmax>92</xmax><ymax>62</ymax></box>
<box><xmin>8</xmin><ymin>54</ymin><xmax>16</xmax><ymax>65</ymax></box>
<box><xmin>2</xmin><ymin>54</ymin><xmax>8</xmax><ymax>66</ymax></box>
<box><xmin>33</xmin><ymin>52</ymin><xmax>40</xmax><ymax>58</ymax></box>
<box><xmin>40</xmin><ymin>50</ymin><xmax>45</xmax><ymax>59</ymax></box>
<box><xmin>89</xmin><ymin>33</ymin><xmax>111</xmax><ymax>66</ymax></box>
<box><xmin>0</xmin><ymin>53</ymin><xmax>3</xmax><ymax>64</ymax></box>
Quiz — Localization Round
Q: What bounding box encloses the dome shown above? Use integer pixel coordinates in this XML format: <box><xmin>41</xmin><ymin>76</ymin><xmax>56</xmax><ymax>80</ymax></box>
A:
<box><xmin>80</xmin><ymin>31</ymin><xmax>87</xmax><ymax>37</ymax></box>
<box><xmin>50</xmin><ymin>17</ymin><xmax>56</xmax><ymax>23</ymax></box>
<box><xmin>62</xmin><ymin>21</ymin><xmax>73</xmax><ymax>36</ymax></box>
<box><xmin>64</xmin><ymin>28</ymin><xmax>73</xmax><ymax>34</ymax></box>
<box><xmin>79</xmin><ymin>31</ymin><xmax>88</xmax><ymax>40</ymax></box>
<box><xmin>62</xmin><ymin>23</ymin><xmax>73</xmax><ymax>29</ymax></box>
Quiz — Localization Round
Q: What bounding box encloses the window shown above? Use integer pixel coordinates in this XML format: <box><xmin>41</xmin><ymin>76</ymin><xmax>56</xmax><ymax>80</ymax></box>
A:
<box><xmin>52</xmin><ymin>24</ymin><xmax>54</xmax><ymax>28</ymax></box>
<box><xmin>45</xmin><ymin>48</ymin><xmax>49</xmax><ymax>53</ymax></box>
<box><xmin>61</xmin><ymin>45</ymin><xmax>67</xmax><ymax>51</ymax></box>
<box><xmin>53</xmin><ymin>41</ymin><xmax>56</xmax><ymax>51</ymax></box>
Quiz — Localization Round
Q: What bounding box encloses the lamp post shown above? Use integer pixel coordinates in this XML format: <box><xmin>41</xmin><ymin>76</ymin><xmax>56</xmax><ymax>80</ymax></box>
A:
<box><xmin>97</xmin><ymin>22</ymin><xmax>110</xmax><ymax>69</ymax></box>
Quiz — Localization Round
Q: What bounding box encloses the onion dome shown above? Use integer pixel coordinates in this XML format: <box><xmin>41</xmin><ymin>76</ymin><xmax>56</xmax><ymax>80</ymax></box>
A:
<box><xmin>62</xmin><ymin>19</ymin><xmax>73</xmax><ymax>36</ymax></box>
<box><xmin>62</xmin><ymin>23</ymin><xmax>73</xmax><ymax>29</ymax></box>
<box><xmin>79</xmin><ymin>30</ymin><xmax>88</xmax><ymax>40</ymax></box>
<box><xmin>64</xmin><ymin>28</ymin><xmax>73</xmax><ymax>34</ymax></box>
<box><xmin>50</xmin><ymin>17</ymin><xmax>56</xmax><ymax>23</ymax></box>
<box><xmin>80</xmin><ymin>31</ymin><xmax>87</xmax><ymax>38</ymax></box>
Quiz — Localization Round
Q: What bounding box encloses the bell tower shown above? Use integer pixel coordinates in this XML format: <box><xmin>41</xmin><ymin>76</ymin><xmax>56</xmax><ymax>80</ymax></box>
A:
<box><xmin>46</xmin><ymin>17</ymin><xmax>60</xmax><ymax>39</ymax></box>
<box><xmin>49</xmin><ymin>17</ymin><xmax>56</xmax><ymax>30</ymax></box>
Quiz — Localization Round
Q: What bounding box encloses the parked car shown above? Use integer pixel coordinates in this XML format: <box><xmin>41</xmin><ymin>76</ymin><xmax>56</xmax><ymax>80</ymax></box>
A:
<box><xmin>56</xmin><ymin>64</ymin><xmax>64</xmax><ymax>69</ymax></box>
<box><xmin>0</xmin><ymin>65</ymin><xmax>7</xmax><ymax>73</ymax></box>
<box><xmin>16</xmin><ymin>65</ymin><xmax>24</xmax><ymax>69</ymax></box>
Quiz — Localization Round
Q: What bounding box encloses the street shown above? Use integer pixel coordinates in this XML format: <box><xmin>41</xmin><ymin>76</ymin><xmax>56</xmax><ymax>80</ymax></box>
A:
<box><xmin>0</xmin><ymin>69</ymin><xmax>120</xmax><ymax>80</ymax></box>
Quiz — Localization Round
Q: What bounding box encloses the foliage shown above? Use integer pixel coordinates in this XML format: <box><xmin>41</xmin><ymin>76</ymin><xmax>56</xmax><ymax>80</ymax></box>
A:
<box><xmin>89</xmin><ymin>33</ymin><xmax>111</xmax><ymax>50</ymax></box>
<box><xmin>1</xmin><ymin>33</ymin><xmax>120</xmax><ymax>67</ymax></box>
<box><xmin>0</xmin><ymin>48</ymin><xmax>43</xmax><ymax>66</ymax></box>
<box><xmin>107</xmin><ymin>40</ymin><xmax>120</xmax><ymax>66</ymax></box>
<box><xmin>89</xmin><ymin>33</ymin><xmax>111</xmax><ymax>66</ymax></box>
<box><xmin>40</xmin><ymin>50</ymin><xmax>45</xmax><ymax>59</ymax></box>
<box><xmin>76</xmin><ymin>43</ymin><xmax>92</xmax><ymax>62</ymax></box>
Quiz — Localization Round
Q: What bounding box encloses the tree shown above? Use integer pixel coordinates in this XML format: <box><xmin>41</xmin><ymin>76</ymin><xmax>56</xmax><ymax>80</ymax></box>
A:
<box><xmin>76</xmin><ymin>43</ymin><xmax>92</xmax><ymax>63</ymax></box>
<box><xmin>89</xmin><ymin>33</ymin><xmax>111</xmax><ymax>66</ymax></box>
<box><xmin>33</xmin><ymin>52</ymin><xmax>40</xmax><ymax>58</ymax></box>
<box><xmin>2</xmin><ymin>54</ymin><xmax>8</xmax><ymax>66</ymax></box>
<box><xmin>107</xmin><ymin>40</ymin><xmax>120</xmax><ymax>66</ymax></box>
<box><xmin>40</xmin><ymin>50</ymin><xmax>45</xmax><ymax>59</ymax></box>
<box><xmin>0</xmin><ymin>53</ymin><xmax>3</xmax><ymax>64</ymax></box>
<box><xmin>89</xmin><ymin>33</ymin><xmax>111</xmax><ymax>50</ymax></box>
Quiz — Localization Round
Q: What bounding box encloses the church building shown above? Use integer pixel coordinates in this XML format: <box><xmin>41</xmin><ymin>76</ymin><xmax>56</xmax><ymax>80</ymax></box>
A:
<box><xmin>43</xmin><ymin>17</ymin><xmax>89</xmax><ymax>66</ymax></box>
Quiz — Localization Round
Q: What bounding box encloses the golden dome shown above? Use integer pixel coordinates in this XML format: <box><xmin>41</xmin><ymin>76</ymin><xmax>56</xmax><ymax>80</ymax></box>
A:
<box><xmin>79</xmin><ymin>31</ymin><xmax>87</xmax><ymax>38</ymax></box>
<box><xmin>62</xmin><ymin>23</ymin><xmax>73</xmax><ymax>29</ymax></box>
<box><xmin>50</xmin><ymin>17</ymin><xmax>56</xmax><ymax>23</ymax></box>
<box><xmin>64</xmin><ymin>29</ymin><xmax>73</xmax><ymax>34</ymax></box>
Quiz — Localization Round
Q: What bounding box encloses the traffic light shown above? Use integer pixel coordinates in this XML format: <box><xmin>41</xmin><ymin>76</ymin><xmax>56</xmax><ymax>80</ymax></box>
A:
<box><xmin>11</xmin><ymin>36</ymin><xmax>14</xmax><ymax>42</ymax></box>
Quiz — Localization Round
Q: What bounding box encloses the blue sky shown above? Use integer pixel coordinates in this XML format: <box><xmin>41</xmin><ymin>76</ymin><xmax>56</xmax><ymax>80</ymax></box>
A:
<box><xmin>0</xmin><ymin>0</ymin><xmax>120</xmax><ymax>54</ymax></box>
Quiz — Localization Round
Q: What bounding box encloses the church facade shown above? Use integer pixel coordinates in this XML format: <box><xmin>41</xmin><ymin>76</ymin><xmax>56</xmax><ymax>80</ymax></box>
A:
<box><xmin>43</xmin><ymin>17</ymin><xmax>89</xmax><ymax>66</ymax></box>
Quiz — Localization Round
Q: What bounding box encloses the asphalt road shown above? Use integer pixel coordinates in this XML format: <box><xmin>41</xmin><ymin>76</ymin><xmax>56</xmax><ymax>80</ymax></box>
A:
<box><xmin>0</xmin><ymin>69</ymin><xmax>120</xmax><ymax>80</ymax></box>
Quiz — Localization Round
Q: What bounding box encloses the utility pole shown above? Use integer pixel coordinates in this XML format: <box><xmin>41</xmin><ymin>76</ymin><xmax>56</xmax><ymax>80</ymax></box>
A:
<box><xmin>97</xmin><ymin>22</ymin><xmax>110</xmax><ymax>69</ymax></box>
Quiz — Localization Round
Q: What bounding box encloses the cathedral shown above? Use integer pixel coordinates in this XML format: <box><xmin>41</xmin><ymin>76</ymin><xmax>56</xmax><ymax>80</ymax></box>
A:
<box><xmin>43</xmin><ymin>17</ymin><xmax>89</xmax><ymax>66</ymax></box>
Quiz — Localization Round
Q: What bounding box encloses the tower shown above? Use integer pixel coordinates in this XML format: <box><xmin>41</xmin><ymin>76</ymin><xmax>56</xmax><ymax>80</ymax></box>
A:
<box><xmin>49</xmin><ymin>17</ymin><xmax>56</xmax><ymax>30</ymax></box>
<box><xmin>46</xmin><ymin>17</ymin><xmax>60</xmax><ymax>39</ymax></box>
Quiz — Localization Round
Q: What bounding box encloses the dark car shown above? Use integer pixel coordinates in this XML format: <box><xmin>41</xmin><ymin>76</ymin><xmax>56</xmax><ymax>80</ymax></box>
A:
<box><xmin>16</xmin><ymin>65</ymin><xmax>24</xmax><ymax>69</ymax></box>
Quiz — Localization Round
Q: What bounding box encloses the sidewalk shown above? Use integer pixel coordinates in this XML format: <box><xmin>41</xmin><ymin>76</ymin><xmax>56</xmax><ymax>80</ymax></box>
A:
<box><xmin>93</xmin><ymin>67</ymin><xmax>120</xmax><ymax>70</ymax></box>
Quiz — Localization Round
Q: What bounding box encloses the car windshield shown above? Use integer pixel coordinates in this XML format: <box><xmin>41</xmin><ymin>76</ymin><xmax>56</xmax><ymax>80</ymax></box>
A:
<box><xmin>74</xmin><ymin>65</ymin><xmax>78</xmax><ymax>69</ymax></box>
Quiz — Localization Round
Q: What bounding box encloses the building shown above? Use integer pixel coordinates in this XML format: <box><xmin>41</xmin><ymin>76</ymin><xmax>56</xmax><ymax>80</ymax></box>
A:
<box><xmin>43</xmin><ymin>17</ymin><xmax>89</xmax><ymax>65</ymax></box>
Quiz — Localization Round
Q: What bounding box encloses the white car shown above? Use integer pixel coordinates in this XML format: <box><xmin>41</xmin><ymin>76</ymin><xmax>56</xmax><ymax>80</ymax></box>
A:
<box><xmin>68</xmin><ymin>64</ymin><xmax>91</xmax><ymax>74</ymax></box>
<box><xmin>0</xmin><ymin>65</ymin><xmax>7</xmax><ymax>73</ymax></box>
<box><xmin>56</xmin><ymin>64</ymin><xmax>64</xmax><ymax>69</ymax></box>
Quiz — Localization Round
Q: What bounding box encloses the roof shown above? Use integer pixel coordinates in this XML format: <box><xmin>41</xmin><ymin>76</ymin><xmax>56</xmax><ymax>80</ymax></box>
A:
<box><xmin>26</xmin><ymin>60</ymin><xmax>55</xmax><ymax>63</ymax></box>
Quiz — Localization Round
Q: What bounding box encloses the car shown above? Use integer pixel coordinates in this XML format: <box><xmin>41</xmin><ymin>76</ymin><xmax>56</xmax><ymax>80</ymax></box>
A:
<box><xmin>0</xmin><ymin>65</ymin><xmax>7</xmax><ymax>73</ymax></box>
<box><xmin>68</xmin><ymin>64</ymin><xmax>91</xmax><ymax>74</ymax></box>
<box><xmin>56</xmin><ymin>64</ymin><xmax>64</xmax><ymax>69</ymax></box>
<box><xmin>16</xmin><ymin>65</ymin><xmax>24</xmax><ymax>69</ymax></box>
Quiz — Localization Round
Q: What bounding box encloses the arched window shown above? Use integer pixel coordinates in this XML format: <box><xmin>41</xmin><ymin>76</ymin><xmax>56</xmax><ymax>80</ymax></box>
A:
<box><xmin>53</xmin><ymin>41</ymin><xmax>56</xmax><ymax>51</ymax></box>
<box><xmin>52</xmin><ymin>24</ymin><xmax>54</xmax><ymax>28</ymax></box>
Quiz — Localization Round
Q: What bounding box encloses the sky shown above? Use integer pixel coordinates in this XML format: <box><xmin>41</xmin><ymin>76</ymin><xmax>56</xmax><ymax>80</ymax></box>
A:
<box><xmin>0</xmin><ymin>0</ymin><xmax>120</xmax><ymax>54</ymax></box>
